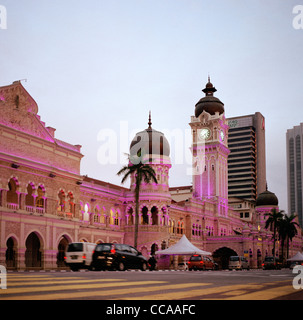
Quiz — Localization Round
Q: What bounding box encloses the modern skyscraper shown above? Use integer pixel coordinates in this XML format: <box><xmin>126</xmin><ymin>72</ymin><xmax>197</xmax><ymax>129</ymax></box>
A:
<box><xmin>286</xmin><ymin>123</ymin><xmax>303</xmax><ymax>226</ymax></box>
<box><xmin>227</xmin><ymin>113</ymin><xmax>266</xmax><ymax>202</ymax></box>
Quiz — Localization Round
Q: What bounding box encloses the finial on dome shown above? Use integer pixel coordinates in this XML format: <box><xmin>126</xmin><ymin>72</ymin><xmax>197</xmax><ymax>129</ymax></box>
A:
<box><xmin>148</xmin><ymin>111</ymin><xmax>152</xmax><ymax>129</ymax></box>
<box><xmin>202</xmin><ymin>75</ymin><xmax>217</xmax><ymax>96</ymax></box>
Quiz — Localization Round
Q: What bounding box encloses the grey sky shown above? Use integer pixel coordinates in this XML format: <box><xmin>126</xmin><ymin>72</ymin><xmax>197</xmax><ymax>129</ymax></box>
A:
<box><xmin>1</xmin><ymin>0</ymin><xmax>303</xmax><ymax>212</ymax></box>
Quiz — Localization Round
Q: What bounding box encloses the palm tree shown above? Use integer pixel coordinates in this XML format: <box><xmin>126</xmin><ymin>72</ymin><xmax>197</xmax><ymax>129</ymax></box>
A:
<box><xmin>117</xmin><ymin>156</ymin><xmax>157</xmax><ymax>249</ymax></box>
<box><xmin>283</xmin><ymin>214</ymin><xmax>299</xmax><ymax>260</ymax></box>
<box><xmin>265</xmin><ymin>208</ymin><xmax>284</xmax><ymax>261</ymax></box>
<box><xmin>278</xmin><ymin>216</ymin><xmax>287</xmax><ymax>264</ymax></box>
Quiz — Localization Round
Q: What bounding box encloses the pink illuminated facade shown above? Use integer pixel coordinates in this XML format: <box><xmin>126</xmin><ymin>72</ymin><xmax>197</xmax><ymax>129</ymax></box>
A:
<box><xmin>0</xmin><ymin>80</ymin><xmax>302</xmax><ymax>270</ymax></box>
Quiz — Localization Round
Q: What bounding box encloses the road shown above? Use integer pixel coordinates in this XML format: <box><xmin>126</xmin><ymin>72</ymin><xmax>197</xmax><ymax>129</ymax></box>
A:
<box><xmin>0</xmin><ymin>268</ymin><xmax>302</xmax><ymax>301</ymax></box>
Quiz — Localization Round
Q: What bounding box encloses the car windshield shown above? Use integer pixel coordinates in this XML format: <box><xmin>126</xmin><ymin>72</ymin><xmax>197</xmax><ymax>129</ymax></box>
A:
<box><xmin>230</xmin><ymin>256</ymin><xmax>239</xmax><ymax>261</ymax></box>
<box><xmin>95</xmin><ymin>244</ymin><xmax>112</xmax><ymax>252</ymax></box>
<box><xmin>190</xmin><ymin>256</ymin><xmax>201</xmax><ymax>261</ymax></box>
<box><xmin>265</xmin><ymin>257</ymin><xmax>274</xmax><ymax>262</ymax></box>
<box><xmin>67</xmin><ymin>243</ymin><xmax>83</xmax><ymax>252</ymax></box>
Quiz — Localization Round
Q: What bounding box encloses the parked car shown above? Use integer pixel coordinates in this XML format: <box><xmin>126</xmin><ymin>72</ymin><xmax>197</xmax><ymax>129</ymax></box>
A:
<box><xmin>188</xmin><ymin>254</ymin><xmax>216</xmax><ymax>271</ymax></box>
<box><xmin>289</xmin><ymin>261</ymin><xmax>302</xmax><ymax>269</ymax></box>
<box><xmin>64</xmin><ymin>242</ymin><xmax>96</xmax><ymax>271</ymax></box>
<box><xmin>177</xmin><ymin>262</ymin><xmax>188</xmax><ymax>271</ymax></box>
<box><xmin>262</xmin><ymin>256</ymin><xmax>282</xmax><ymax>270</ymax></box>
<box><xmin>92</xmin><ymin>243</ymin><xmax>148</xmax><ymax>271</ymax></box>
<box><xmin>228</xmin><ymin>256</ymin><xmax>250</xmax><ymax>270</ymax></box>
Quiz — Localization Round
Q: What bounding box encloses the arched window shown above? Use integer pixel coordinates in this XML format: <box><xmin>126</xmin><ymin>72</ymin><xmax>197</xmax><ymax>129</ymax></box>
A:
<box><xmin>83</xmin><ymin>203</ymin><xmax>90</xmax><ymax>221</ymax></box>
<box><xmin>7</xmin><ymin>178</ymin><xmax>19</xmax><ymax>206</ymax></box>
<box><xmin>114</xmin><ymin>210</ymin><xmax>119</xmax><ymax>226</ymax></box>
<box><xmin>177</xmin><ymin>221</ymin><xmax>181</xmax><ymax>234</ymax></box>
<box><xmin>141</xmin><ymin>206</ymin><xmax>148</xmax><ymax>225</ymax></box>
<box><xmin>100</xmin><ymin>207</ymin><xmax>106</xmax><ymax>224</ymax></box>
<box><xmin>151</xmin><ymin>206</ymin><xmax>158</xmax><ymax>225</ymax></box>
<box><xmin>110</xmin><ymin>209</ymin><xmax>115</xmax><ymax>225</ymax></box>
<box><xmin>127</xmin><ymin>207</ymin><xmax>134</xmax><ymax>225</ymax></box>
<box><xmin>68</xmin><ymin>192</ymin><xmax>75</xmax><ymax>215</ymax></box>
<box><xmin>181</xmin><ymin>221</ymin><xmax>184</xmax><ymax>234</ymax></box>
<box><xmin>36</xmin><ymin>185</ymin><xmax>45</xmax><ymax>209</ymax></box>
<box><xmin>58</xmin><ymin>190</ymin><xmax>65</xmax><ymax>212</ymax></box>
<box><xmin>25</xmin><ymin>183</ymin><xmax>35</xmax><ymax>207</ymax></box>
<box><xmin>94</xmin><ymin>206</ymin><xmax>100</xmax><ymax>223</ymax></box>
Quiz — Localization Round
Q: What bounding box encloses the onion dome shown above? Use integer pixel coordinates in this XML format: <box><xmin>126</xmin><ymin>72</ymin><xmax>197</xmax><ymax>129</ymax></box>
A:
<box><xmin>195</xmin><ymin>77</ymin><xmax>224</xmax><ymax>118</ymax></box>
<box><xmin>129</xmin><ymin>112</ymin><xmax>170</xmax><ymax>158</ymax></box>
<box><xmin>256</xmin><ymin>186</ymin><xmax>279</xmax><ymax>206</ymax></box>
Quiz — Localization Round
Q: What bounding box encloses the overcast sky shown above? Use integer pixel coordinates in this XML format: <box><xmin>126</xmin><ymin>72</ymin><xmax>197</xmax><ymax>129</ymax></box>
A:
<box><xmin>1</xmin><ymin>0</ymin><xmax>303</xmax><ymax>212</ymax></box>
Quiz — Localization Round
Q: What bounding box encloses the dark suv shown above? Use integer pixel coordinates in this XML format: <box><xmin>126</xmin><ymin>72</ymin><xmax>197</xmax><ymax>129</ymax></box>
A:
<box><xmin>262</xmin><ymin>256</ymin><xmax>282</xmax><ymax>270</ymax></box>
<box><xmin>92</xmin><ymin>243</ymin><xmax>148</xmax><ymax>271</ymax></box>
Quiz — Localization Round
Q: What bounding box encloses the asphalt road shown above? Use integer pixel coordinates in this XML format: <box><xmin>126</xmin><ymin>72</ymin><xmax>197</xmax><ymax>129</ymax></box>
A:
<box><xmin>1</xmin><ymin>268</ymin><xmax>302</xmax><ymax>301</ymax></box>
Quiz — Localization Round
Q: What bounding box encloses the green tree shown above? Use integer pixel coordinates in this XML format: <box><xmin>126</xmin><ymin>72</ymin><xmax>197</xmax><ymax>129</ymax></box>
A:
<box><xmin>265</xmin><ymin>208</ymin><xmax>284</xmax><ymax>261</ymax></box>
<box><xmin>117</xmin><ymin>156</ymin><xmax>157</xmax><ymax>249</ymax></box>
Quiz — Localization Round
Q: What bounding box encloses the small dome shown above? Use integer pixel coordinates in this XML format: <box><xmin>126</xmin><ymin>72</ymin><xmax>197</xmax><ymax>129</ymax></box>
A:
<box><xmin>195</xmin><ymin>78</ymin><xmax>224</xmax><ymax>118</ymax></box>
<box><xmin>129</xmin><ymin>113</ymin><xmax>170</xmax><ymax>158</ymax></box>
<box><xmin>256</xmin><ymin>189</ymin><xmax>279</xmax><ymax>207</ymax></box>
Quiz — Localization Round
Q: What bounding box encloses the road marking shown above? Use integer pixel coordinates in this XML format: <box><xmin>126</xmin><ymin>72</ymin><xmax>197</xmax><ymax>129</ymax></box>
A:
<box><xmin>1</xmin><ymin>274</ymin><xmax>299</xmax><ymax>300</ymax></box>
<box><xmin>225</xmin><ymin>285</ymin><xmax>298</xmax><ymax>300</ymax></box>
<box><xmin>129</xmin><ymin>283</ymin><xmax>268</xmax><ymax>300</ymax></box>
<box><xmin>0</xmin><ymin>280</ymin><xmax>164</xmax><ymax>296</ymax></box>
<box><xmin>7</xmin><ymin>278</ymin><xmax>123</xmax><ymax>287</ymax></box>
<box><xmin>1</xmin><ymin>282</ymin><xmax>210</xmax><ymax>300</ymax></box>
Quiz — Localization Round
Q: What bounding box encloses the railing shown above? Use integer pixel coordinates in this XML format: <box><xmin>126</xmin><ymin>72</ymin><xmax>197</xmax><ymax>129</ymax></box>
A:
<box><xmin>7</xmin><ymin>203</ymin><xmax>18</xmax><ymax>210</ymax></box>
<box><xmin>57</xmin><ymin>211</ymin><xmax>73</xmax><ymax>219</ymax></box>
<box><xmin>5</xmin><ymin>203</ymin><xmax>45</xmax><ymax>215</ymax></box>
<box><xmin>124</xmin><ymin>225</ymin><xmax>168</xmax><ymax>233</ymax></box>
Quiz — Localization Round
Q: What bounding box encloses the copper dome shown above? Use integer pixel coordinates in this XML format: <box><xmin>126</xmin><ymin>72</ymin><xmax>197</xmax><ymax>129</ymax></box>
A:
<box><xmin>256</xmin><ymin>189</ymin><xmax>279</xmax><ymax>207</ymax></box>
<box><xmin>195</xmin><ymin>78</ymin><xmax>224</xmax><ymax>117</ymax></box>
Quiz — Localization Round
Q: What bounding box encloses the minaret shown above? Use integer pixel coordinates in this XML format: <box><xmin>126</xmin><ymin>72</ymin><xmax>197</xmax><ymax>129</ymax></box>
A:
<box><xmin>189</xmin><ymin>78</ymin><xmax>230</xmax><ymax>215</ymax></box>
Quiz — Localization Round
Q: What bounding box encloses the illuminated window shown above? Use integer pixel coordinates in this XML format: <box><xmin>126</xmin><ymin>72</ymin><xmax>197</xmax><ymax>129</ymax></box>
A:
<box><xmin>36</xmin><ymin>186</ymin><xmax>45</xmax><ymax>209</ymax></box>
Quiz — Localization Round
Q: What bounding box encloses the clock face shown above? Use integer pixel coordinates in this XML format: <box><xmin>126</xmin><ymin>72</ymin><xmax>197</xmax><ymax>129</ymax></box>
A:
<box><xmin>220</xmin><ymin>130</ymin><xmax>225</xmax><ymax>142</ymax></box>
<box><xmin>199</xmin><ymin>128</ymin><xmax>211</xmax><ymax>140</ymax></box>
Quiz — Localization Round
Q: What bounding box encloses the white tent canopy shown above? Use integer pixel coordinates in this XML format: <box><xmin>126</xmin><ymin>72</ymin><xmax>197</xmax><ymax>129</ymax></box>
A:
<box><xmin>287</xmin><ymin>251</ymin><xmax>303</xmax><ymax>261</ymax></box>
<box><xmin>155</xmin><ymin>234</ymin><xmax>212</xmax><ymax>256</ymax></box>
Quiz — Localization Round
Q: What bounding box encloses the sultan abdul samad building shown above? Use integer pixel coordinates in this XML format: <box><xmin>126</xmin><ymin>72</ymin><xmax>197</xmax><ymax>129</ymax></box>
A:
<box><xmin>0</xmin><ymin>79</ymin><xmax>302</xmax><ymax>270</ymax></box>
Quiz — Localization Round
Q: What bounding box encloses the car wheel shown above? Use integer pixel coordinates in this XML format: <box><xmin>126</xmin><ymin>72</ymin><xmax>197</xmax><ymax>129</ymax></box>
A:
<box><xmin>118</xmin><ymin>262</ymin><xmax>125</xmax><ymax>271</ymax></box>
<box><xmin>70</xmin><ymin>267</ymin><xmax>79</xmax><ymax>271</ymax></box>
<box><xmin>141</xmin><ymin>262</ymin><xmax>147</xmax><ymax>271</ymax></box>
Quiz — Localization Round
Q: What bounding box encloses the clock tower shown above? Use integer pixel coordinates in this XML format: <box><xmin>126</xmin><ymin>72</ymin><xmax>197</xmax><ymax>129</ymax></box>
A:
<box><xmin>189</xmin><ymin>78</ymin><xmax>230</xmax><ymax>215</ymax></box>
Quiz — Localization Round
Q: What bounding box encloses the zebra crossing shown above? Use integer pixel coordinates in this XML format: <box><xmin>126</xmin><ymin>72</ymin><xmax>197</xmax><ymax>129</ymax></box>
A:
<box><xmin>0</xmin><ymin>272</ymin><xmax>299</xmax><ymax>300</ymax></box>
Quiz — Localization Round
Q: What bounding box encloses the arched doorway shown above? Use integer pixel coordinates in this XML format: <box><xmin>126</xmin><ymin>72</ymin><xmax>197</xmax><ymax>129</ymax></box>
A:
<box><xmin>25</xmin><ymin>232</ymin><xmax>42</xmax><ymax>269</ymax></box>
<box><xmin>57</xmin><ymin>236</ymin><xmax>69</xmax><ymax>268</ymax></box>
<box><xmin>213</xmin><ymin>247</ymin><xmax>237</xmax><ymax>269</ymax></box>
<box><xmin>6</xmin><ymin>237</ymin><xmax>17</xmax><ymax>269</ymax></box>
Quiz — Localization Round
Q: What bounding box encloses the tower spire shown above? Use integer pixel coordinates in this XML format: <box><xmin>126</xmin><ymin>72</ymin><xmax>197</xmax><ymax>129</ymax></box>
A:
<box><xmin>148</xmin><ymin>111</ymin><xmax>152</xmax><ymax>129</ymax></box>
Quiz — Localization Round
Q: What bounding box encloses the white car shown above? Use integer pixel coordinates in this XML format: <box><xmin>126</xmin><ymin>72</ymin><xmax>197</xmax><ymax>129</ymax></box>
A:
<box><xmin>178</xmin><ymin>262</ymin><xmax>188</xmax><ymax>271</ymax></box>
<box><xmin>65</xmin><ymin>242</ymin><xmax>96</xmax><ymax>271</ymax></box>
